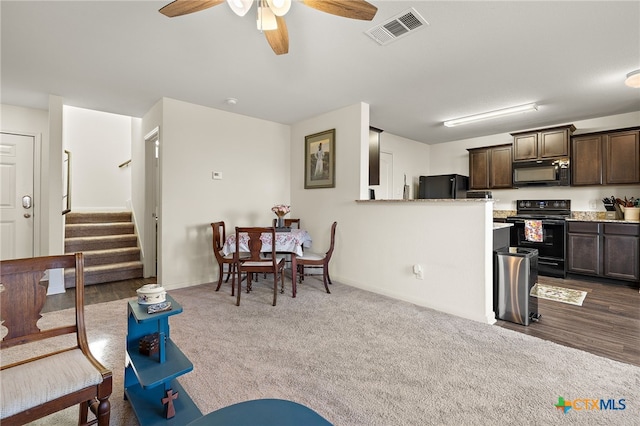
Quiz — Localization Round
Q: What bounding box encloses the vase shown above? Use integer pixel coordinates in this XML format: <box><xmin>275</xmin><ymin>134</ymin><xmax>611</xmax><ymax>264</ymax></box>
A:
<box><xmin>277</xmin><ymin>216</ymin><xmax>285</xmax><ymax>228</ymax></box>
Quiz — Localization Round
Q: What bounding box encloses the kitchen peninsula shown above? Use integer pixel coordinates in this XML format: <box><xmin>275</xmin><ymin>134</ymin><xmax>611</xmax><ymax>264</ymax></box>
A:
<box><xmin>355</xmin><ymin>198</ymin><xmax>496</xmax><ymax>324</ymax></box>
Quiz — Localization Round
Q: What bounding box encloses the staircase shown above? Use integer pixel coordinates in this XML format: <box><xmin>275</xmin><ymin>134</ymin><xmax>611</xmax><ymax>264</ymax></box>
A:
<box><xmin>64</xmin><ymin>211</ymin><xmax>144</xmax><ymax>287</ymax></box>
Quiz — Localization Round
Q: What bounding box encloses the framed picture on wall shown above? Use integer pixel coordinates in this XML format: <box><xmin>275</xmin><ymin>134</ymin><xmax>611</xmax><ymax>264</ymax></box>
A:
<box><xmin>304</xmin><ymin>129</ymin><xmax>335</xmax><ymax>189</ymax></box>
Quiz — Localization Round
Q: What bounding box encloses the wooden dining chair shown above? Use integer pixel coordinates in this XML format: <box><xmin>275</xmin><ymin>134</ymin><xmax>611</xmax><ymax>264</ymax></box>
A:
<box><xmin>235</xmin><ymin>227</ymin><xmax>286</xmax><ymax>306</ymax></box>
<box><xmin>296</xmin><ymin>221</ymin><xmax>337</xmax><ymax>295</ymax></box>
<box><xmin>211</xmin><ymin>221</ymin><xmax>246</xmax><ymax>296</ymax></box>
<box><xmin>269</xmin><ymin>218</ymin><xmax>301</xmax><ymax>270</ymax></box>
<box><xmin>0</xmin><ymin>253</ymin><xmax>112</xmax><ymax>426</ymax></box>
<box><xmin>271</xmin><ymin>218</ymin><xmax>301</xmax><ymax>229</ymax></box>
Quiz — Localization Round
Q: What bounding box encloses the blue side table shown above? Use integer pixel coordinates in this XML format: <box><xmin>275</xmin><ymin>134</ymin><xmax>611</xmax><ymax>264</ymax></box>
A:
<box><xmin>186</xmin><ymin>399</ymin><xmax>333</xmax><ymax>426</ymax></box>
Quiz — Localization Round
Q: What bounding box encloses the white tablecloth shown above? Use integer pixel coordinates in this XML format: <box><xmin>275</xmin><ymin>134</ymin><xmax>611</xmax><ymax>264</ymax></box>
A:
<box><xmin>222</xmin><ymin>229</ymin><xmax>312</xmax><ymax>257</ymax></box>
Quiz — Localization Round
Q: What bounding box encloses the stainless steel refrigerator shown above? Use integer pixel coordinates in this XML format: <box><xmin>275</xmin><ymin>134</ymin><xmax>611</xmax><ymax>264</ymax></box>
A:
<box><xmin>418</xmin><ymin>174</ymin><xmax>469</xmax><ymax>199</ymax></box>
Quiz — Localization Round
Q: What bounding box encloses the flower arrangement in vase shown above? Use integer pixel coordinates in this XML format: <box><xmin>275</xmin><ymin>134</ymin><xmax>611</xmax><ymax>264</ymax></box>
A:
<box><xmin>271</xmin><ymin>204</ymin><xmax>290</xmax><ymax>228</ymax></box>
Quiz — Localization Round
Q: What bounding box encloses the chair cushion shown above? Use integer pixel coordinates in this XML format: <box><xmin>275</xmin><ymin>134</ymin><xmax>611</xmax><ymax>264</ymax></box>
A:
<box><xmin>1</xmin><ymin>349</ymin><xmax>103</xmax><ymax>419</ymax></box>
<box><xmin>297</xmin><ymin>251</ymin><xmax>325</xmax><ymax>261</ymax></box>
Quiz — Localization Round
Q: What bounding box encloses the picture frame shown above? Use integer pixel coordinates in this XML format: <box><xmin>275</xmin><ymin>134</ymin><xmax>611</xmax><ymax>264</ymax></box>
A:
<box><xmin>305</xmin><ymin>129</ymin><xmax>335</xmax><ymax>189</ymax></box>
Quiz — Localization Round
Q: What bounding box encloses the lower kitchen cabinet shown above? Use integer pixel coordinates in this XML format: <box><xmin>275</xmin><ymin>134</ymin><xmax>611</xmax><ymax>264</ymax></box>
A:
<box><xmin>603</xmin><ymin>223</ymin><xmax>640</xmax><ymax>281</ymax></box>
<box><xmin>567</xmin><ymin>222</ymin><xmax>601</xmax><ymax>275</ymax></box>
<box><xmin>567</xmin><ymin>221</ymin><xmax>639</xmax><ymax>282</ymax></box>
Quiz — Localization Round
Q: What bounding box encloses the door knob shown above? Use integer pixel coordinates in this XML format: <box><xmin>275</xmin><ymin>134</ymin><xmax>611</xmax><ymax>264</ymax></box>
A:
<box><xmin>22</xmin><ymin>195</ymin><xmax>32</xmax><ymax>209</ymax></box>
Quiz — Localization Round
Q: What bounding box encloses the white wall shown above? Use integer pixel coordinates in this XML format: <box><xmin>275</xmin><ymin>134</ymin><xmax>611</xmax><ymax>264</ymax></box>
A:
<box><xmin>429</xmin><ymin>111</ymin><xmax>640</xmax><ymax>211</ymax></box>
<box><xmin>376</xmin><ymin>132</ymin><xmax>432</xmax><ymax>199</ymax></box>
<box><xmin>156</xmin><ymin>98</ymin><xmax>291</xmax><ymax>289</ymax></box>
<box><xmin>63</xmin><ymin>106</ymin><xmax>133</xmax><ymax>211</ymax></box>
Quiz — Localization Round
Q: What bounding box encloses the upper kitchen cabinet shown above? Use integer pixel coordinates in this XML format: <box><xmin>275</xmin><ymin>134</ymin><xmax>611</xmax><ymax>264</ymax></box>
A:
<box><xmin>467</xmin><ymin>144</ymin><xmax>512</xmax><ymax>190</ymax></box>
<box><xmin>604</xmin><ymin>129</ymin><xmax>640</xmax><ymax>184</ymax></box>
<box><xmin>571</xmin><ymin>134</ymin><xmax>603</xmax><ymax>185</ymax></box>
<box><xmin>511</xmin><ymin>125</ymin><xmax>575</xmax><ymax>161</ymax></box>
<box><xmin>571</xmin><ymin>127</ymin><xmax>639</xmax><ymax>186</ymax></box>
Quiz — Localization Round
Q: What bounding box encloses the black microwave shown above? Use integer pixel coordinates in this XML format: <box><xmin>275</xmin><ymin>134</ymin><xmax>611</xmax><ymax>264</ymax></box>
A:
<box><xmin>513</xmin><ymin>158</ymin><xmax>570</xmax><ymax>187</ymax></box>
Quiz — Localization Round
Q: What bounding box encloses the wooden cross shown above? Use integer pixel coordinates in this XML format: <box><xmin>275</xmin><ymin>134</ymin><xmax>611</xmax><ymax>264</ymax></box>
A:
<box><xmin>161</xmin><ymin>388</ymin><xmax>179</xmax><ymax>419</ymax></box>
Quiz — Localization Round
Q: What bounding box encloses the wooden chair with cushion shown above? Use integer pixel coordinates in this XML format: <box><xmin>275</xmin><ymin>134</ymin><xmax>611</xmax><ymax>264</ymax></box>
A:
<box><xmin>0</xmin><ymin>253</ymin><xmax>112</xmax><ymax>426</ymax></box>
<box><xmin>235</xmin><ymin>227</ymin><xmax>286</xmax><ymax>306</ymax></box>
<box><xmin>296</xmin><ymin>221</ymin><xmax>337</xmax><ymax>295</ymax></box>
<box><xmin>211</xmin><ymin>221</ymin><xmax>249</xmax><ymax>296</ymax></box>
<box><xmin>269</xmin><ymin>218</ymin><xmax>301</xmax><ymax>270</ymax></box>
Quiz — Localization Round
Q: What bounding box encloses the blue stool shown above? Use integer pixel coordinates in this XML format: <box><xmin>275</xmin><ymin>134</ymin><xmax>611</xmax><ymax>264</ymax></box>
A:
<box><xmin>186</xmin><ymin>399</ymin><xmax>333</xmax><ymax>426</ymax></box>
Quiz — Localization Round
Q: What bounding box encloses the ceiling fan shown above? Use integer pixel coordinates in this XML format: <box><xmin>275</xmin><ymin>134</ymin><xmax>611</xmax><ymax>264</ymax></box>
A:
<box><xmin>159</xmin><ymin>0</ymin><xmax>378</xmax><ymax>55</ymax></box>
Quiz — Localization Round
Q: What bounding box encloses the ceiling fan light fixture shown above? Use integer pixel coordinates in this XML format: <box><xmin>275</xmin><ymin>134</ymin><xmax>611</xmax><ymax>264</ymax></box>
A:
<box><xmin>444</xmin><ymin>103</ymin><xmax>538</xmax><ymax>127</ymax></box>
<box><xmin>227</xmin><ymin>0</ymin><xmax>253</xmax><ymax>17</ymax></box>
<box><xmin>267</xmin><ymin>0</ymin><xmax>291</xmax><ymax>16</ymax></box>
<box><xmin>257</xmin><ymin>1</ymin><xmax>278</xmax><ymax>31</ymax></box>
<box><xmin>625</xmin><ymin>69</ymin><xmax>640</xmax><ymax>88</ymax></box>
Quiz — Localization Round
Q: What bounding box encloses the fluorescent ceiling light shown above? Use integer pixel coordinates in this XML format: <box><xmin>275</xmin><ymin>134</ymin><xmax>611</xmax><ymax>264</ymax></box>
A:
<box><xmin>444</xmin><ymin>103</ymin><xmax>538</xmax><ymax>127</ymax></box>
<box><xmin>625</xmin><ymin>69</ymin><xmax>640</xmax><ymax>88</ymax></box>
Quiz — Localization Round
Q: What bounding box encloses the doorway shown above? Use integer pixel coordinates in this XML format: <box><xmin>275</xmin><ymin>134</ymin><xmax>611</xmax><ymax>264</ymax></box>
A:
<box><xmin>0</xmin><ymin>132</ymin><xmax>40</xmax><ymax>260</ymax></box>
<box><xmin>144</xmin><ymin>128</ymin><xmax>159</xmax><ymax>278</ymax></box>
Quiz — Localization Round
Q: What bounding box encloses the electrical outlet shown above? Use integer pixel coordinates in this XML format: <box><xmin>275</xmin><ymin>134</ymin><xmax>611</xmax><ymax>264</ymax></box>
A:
<box><xmin>413</xmin><ymin>264</ymin><xmax>424</xmax><ymax>280</ymax></box>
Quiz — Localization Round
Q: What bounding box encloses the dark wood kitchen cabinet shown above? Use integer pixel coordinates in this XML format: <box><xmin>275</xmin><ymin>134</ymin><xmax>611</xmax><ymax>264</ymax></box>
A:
<box><xmin>603</xmin><ymin>223</ymin><xmax>640</xmax><ymax>281</ymax></box>
<box><xmin>571</xmin><ymin>127</ymin><xmax>640</xmax><ymax>186</ymax></box>
<box><xmin>567</xmin><ymin>221</ymin><xmax>640</xmax><ymax>282</ymax></box>
<box><xmin>604</xmin><ymin>129</ymin><xmax>640</xmax><ymax>184</ymax></box>
<box><xmin>571</xmin><ymin>134</ymin><xmax>603</xmax><ymax>185</ymax></box>
<box><xmin>467</xmin><ymin>144</ymin><xmax>512</xmax><ymax>190</ymax></box>
<box><xmin>567</xmin><ymin>222</ymin><xmax>601</xmax><ymax>275</ymax></box>
<box><xmin>512</xmin><ymin>125</ymin><xmax>575</xmax><ymax>161</ymax></box>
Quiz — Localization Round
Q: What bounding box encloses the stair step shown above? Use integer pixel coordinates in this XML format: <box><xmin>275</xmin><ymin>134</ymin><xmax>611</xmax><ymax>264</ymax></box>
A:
<box><xmin>79</xmin><ymin>247</ymin><xmax>141</xmax><ymax>267</ymax></box>
<box><xmin>65</xmin><ymin>222</ymin><xmax>135</xmax><ymax>238</ymax></box>
<box><xmin>65</xmin><ymin>234</ymin><xmax>138</xmax><ymax>252</ymax></box>
<box><xmin>65</xmin><ymin>261</ymin><xmax>143</xmax><ymax>287</ymax></box>
<box><xmin>65</xmin><ymin>211</ymin><xmax>132</xmax><ymax>224</ymax></box>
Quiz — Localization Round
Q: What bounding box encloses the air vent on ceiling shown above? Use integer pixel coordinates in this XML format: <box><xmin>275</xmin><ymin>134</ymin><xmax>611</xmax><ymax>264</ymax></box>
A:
<box><xmin>365</xmin><ymin>8</ymin><xmax>428</xmax><ymax>46</ymax></box>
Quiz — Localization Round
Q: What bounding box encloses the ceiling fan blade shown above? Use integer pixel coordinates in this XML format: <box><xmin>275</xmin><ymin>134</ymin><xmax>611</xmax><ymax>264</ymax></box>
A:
<box><xmin>302</xmin><ymin>0</ymin><xmax>378</xmax><ymax>21</ymax></box>
<box><xmin>159</xmin><ymin>0</ymin><xmax>226</xmax><ymax>18</ymax></box>
<box><xmin>264</xmin><ymin>16</ymin><xmax>289</xmax><ymax>55</ymax></box>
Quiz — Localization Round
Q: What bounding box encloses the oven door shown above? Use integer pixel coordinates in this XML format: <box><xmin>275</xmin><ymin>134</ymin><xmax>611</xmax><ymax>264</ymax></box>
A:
<box><xmin>506</xmin><ymin>218</ymin><xmax>566</xmax><ymax>277</ymax></box>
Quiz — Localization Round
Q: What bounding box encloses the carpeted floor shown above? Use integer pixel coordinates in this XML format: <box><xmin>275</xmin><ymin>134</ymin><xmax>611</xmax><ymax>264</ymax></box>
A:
<box><xmin>8</xmin><ymin>278</ymin><xmax>639</xmax><ymax>425</ymax></box>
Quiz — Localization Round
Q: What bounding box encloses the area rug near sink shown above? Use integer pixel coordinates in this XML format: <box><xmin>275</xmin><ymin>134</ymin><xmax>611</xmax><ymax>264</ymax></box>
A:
<box><xmin>531</xmin><ymin>283</ymin><xmax>587</xmax><ymax>306</ymax></box>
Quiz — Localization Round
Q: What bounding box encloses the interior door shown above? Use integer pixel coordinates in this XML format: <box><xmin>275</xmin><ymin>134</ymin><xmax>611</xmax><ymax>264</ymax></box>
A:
<box><xmin>144</xmin><ymin>128</ymin><xmax>159</xmax><ymax>277</ymax></box>
<box><xmin>1</xmin><ymin>132</ymin><xmax>34</xmax><ymax>260</ymax></box>
<box><xmin>378</xmin><ymin>152</ymin><xmax>393</xmax><ymax>199</ymax></box>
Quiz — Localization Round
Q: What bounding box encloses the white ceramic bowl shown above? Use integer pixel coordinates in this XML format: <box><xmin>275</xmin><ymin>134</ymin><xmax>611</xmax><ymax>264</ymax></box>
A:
<box><xmin>136</xmin><ymin>284</ymin><xmax>167</xmax><ymax>305</ymax></box>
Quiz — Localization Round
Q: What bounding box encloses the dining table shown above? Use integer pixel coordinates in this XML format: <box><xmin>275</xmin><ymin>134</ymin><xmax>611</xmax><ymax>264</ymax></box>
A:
<box><xmin>222</xmin><ymin>228</ymin><xmax>312</xmax><ymax>296</ymax></box>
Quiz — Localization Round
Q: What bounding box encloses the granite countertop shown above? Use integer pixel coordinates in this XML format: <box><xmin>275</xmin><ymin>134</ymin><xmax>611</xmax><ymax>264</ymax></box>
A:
<box><xmin>356</xmin><ymin>198</ymin><xmax>494</xmax><ymax>203</ymax></box>
<box><xmin>493</xmin><ymin>223</ymin><xmax>513</xmax><ymax>230</ymax></box>
<box><xmin>493</xmin><ymin>209</ymin><xmax>639</xmax><ymax>224</ymax></box>
<box><xmin>566</xmin><ymin>218</ymin><xmax>639</xmax><ymax>224</ymax></box>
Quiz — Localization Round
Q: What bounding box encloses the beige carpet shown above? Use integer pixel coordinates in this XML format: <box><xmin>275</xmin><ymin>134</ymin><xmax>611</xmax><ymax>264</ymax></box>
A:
<box><xmin>6</xmin><ymin>278</ymin><xmax>639</xmax><ymax>425</ymax></box>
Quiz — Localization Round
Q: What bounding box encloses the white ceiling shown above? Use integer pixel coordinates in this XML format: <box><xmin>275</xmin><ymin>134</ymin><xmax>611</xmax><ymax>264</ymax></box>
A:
<box><xmin>2</xmin><ymin>1</ymin><xmax>639</xmax><ymax>144</ymax></box>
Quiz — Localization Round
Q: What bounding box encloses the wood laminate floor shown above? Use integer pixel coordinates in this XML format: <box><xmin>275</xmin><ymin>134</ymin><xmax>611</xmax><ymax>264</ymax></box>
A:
<box><xmin>42</xmin><ymin>276</ymin><xmax>156</xmax><ymax>313</ymax></box>
<box><xmin>44</xmin><ymin>275</ymin><xmax>640</xmax><ymax>367</ymax></box>
<box><xmin>496</xmin><ymin>275</ymin><xmax>640</xmax><ymax>367</ymax></box>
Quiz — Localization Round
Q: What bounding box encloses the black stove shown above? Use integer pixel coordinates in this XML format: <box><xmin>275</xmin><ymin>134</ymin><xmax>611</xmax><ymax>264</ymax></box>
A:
<box><xmin>506</xmin><ymin>200</ymin><xmax>571</xmax><ymax>278</ymax></box>
<box><xmin>511</xmin><ymin>199</ymin><xmax>571</xmax><ymax>218</ymax></box>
